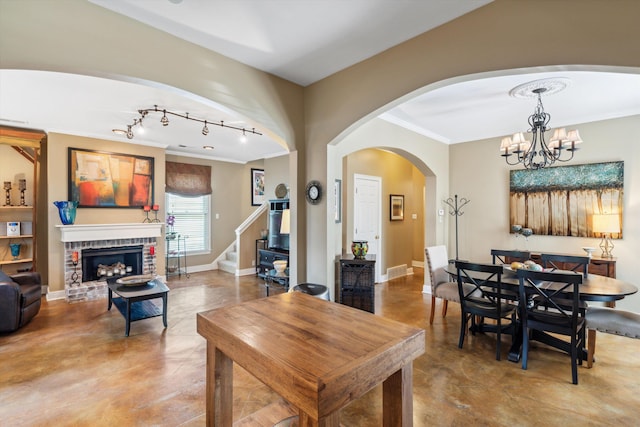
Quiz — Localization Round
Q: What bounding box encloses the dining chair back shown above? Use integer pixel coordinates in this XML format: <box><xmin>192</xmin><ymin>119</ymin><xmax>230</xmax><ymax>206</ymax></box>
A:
<box><xmin>541</xmin><ymin>253</ymin><xmax>590</xmax><ymax>278</ymax></box>
<box><xmin>491</xmin><ymin>249</ymin><xmax>531</xmax><ymax>265</ymax></box>
<box><xmin>517</xmin><ymin>269</ymin><xmax>585</xmax><ymax>384</ymax></box>
<box><xmin>425</xmin><ymin>246</ymin><xmax>458</xmax><ymax>325</ymax></box>
<box><xmin>585</xmin><ymin>307</ymin><xmax>640</xmax><ymax>368</ymax></box>
<box><xmin>455</xmin><ymin>261</ymin><xmax>517</xmax><ymax>360</ymax></box>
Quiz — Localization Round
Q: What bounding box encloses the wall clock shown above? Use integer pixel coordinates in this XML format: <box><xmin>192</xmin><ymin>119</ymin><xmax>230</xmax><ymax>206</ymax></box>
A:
<box><xmin>305</xmin><ymin>180</ymin><xmax>322</xmax><ymax>205</ymax></box>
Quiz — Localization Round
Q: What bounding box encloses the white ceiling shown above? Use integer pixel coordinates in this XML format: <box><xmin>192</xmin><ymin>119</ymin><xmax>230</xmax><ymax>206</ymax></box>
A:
<box><xmin>1</xmin><ymin>0</ymin><xmax>639</xmax><ymax>162</ymax></box>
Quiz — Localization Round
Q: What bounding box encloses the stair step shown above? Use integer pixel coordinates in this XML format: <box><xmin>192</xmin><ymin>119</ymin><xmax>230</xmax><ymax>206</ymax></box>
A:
<box><xmin>226</xmin><ymin>251</ymin><xmax>238</xmax><ymax>263</ymax></box>
<box><xmin>218</xmin><ymin>259</ymin><xmax>236</xmax><ymax>274</ymax></box>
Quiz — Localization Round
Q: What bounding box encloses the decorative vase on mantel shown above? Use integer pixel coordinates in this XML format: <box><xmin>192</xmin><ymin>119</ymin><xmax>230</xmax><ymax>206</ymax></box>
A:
<box><xmin>53</xmin><ymin>201</ymin><xmax>78</xmax><ymax>225</ymax></box>
<box><xmin>351</xmin><ymin>240</ymin><xmax>369</xmax><ymax>259</ymax></box>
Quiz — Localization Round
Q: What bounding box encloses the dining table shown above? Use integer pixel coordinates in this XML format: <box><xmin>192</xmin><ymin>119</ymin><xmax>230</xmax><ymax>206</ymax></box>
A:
<box><xmin>196</xmin><ymin>291</ymin><xmax>425</xmax><ymax>426</ymax></box>
<box><xmin>446</xmin><ymin>264</ymin><xmax>638</xmax><ymax>362</ymax></box>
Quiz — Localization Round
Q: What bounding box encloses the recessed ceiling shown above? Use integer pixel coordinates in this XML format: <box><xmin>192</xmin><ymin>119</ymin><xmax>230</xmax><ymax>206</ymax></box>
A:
<box><xmin>89</xmin><ymin>0</ymin><xmax>492</xmax><ymax>86</ymax></box>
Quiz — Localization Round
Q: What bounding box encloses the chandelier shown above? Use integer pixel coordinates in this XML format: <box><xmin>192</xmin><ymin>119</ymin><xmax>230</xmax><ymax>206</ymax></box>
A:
<box><xmin>113</xmin><ymin>105</ymin><xmax>262</xmax><ymax>142</ymax></box>
<box><xmin>500</xmin><ymin>79</ymin><xmax>583</xmax><ymax>169</ymax></box>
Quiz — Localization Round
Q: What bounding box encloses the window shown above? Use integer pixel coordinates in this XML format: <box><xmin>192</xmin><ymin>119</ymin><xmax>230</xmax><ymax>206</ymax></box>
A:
<box><xmin>165</xmin><ymin>193</ymin><xmax>210</xmax><ymax>254</ymax></box>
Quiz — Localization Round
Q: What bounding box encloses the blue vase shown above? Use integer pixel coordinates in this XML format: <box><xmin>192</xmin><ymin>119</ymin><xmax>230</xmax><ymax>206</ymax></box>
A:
<box><xmin>9</xmin><ymin>243</ymin><xmax>21</xmax><ymax>260</ymax></box>
<box><xmin>54</xmin><ymin>201</ymin><xmax>78</xmax><ymax>225</ymax></box>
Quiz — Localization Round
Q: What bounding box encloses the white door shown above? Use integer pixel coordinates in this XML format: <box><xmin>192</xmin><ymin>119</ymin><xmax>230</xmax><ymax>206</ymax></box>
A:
<box><xmin>354</xmin><ymin>174</ymin><xmax>382</xmax><ymax>282</ymax></box>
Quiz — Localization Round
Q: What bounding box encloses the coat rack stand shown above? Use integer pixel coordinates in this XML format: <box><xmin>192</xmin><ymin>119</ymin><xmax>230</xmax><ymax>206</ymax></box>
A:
<box><xmin>443</xmin><ymin>194</ymin><xmax>470</xmax><ymax>260</ymax></box>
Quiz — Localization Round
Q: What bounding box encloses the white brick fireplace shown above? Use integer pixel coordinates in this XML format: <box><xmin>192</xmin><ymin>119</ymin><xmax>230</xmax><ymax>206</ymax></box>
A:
<box><xmin>57</xmin><ymin>223</ymin><xmax>163</xmax><ymax>302</ymax></box>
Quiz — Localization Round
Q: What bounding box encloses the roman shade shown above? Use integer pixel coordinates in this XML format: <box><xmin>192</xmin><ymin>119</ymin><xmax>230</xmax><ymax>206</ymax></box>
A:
<box><xmin>165</xmin><ymin>161</ymin><xmax>212</xmax><ymax>196</ymax></box>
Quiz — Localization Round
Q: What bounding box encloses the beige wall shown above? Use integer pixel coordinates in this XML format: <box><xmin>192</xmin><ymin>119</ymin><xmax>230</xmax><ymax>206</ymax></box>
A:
<box><xmin>344</xmin><ymin>149</ymin><xmax>425</xmax><ymax>274</ymax></box>
<box><xmin>450</xmin><ymin>115</ymin><xmax>640</xmax><ymax>311</ymax></box>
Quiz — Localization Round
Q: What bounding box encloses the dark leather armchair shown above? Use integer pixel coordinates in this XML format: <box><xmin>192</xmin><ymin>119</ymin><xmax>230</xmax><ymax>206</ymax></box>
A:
<box><xmin>0</xmin><ymin>270</ymin><xmax>42</xmax><ymax>333</ymax></box>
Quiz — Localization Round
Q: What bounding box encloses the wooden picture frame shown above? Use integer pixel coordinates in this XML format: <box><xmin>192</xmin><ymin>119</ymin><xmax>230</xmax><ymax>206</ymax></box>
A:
<box><xmin>390</xmin><ymin>194</ymin><xmax>404</xmax><ymax>221</ymax></box>
<box><xmin>251</xmin><ymin>168</ymin><xmax>265</xmax><ymax>206</ymax></box>
<box><xmin>68</xmin><ymin>147</ymin><xmax>154</xmax><ymax>208</ymax></box>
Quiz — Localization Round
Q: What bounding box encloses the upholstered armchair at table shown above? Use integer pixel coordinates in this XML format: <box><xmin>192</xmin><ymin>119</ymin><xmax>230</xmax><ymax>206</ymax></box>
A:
<box><xmin>426</xmin><ymin>246</ymin><xmax>476</xmax><ymax>325</ymax></box>
<box><xmin>0</xmin><ymin>270</ymin><xmax>42</xmax><ymax>333</ymax></box>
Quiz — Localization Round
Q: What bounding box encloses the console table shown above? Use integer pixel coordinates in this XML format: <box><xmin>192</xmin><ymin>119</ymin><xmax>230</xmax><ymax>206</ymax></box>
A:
<box><xmin>257</xmin><ymin>248</ymin><xmax>289</xmax><ymax>279</ymax></box>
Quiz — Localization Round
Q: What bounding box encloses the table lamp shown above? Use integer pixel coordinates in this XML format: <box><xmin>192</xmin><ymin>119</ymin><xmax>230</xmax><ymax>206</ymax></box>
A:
<box><xmin>593</xmin><ymin>214</ymin><xmax>620</xmax><ymax>258</ymax></box>
<box><xmin>280</xmin><ymin>208</ymin><xmax>290</xmax><ymax>235</ymax></box>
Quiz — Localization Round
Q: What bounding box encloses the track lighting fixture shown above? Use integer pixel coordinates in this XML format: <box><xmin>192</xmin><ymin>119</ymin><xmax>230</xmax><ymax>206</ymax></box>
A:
<box><xmin>118</xmin><ymin>105</ymin><xmax>262</xmax><ymax>142</ymax></box>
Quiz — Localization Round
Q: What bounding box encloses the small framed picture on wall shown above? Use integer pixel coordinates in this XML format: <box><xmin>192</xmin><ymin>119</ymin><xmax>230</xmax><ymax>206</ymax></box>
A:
<box><xmin>251</xmin><ymin>168</ymin><xmax>265</xmax><ymax>206</ymax></box>
<box><xmin>390</xmin><ymin>194</ymin><xmax>404</xmax><ymax>221</ymax></box>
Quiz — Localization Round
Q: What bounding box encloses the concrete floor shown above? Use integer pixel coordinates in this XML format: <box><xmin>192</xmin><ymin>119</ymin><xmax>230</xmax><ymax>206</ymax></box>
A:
<box><xmin>1</xmin><ymin>268</ymin><xmax>638</xmax><ymax>426</ymax></box>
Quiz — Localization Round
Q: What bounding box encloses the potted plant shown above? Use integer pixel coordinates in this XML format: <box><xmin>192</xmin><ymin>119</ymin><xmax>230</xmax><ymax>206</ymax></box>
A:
<box><xmin>166</xmin><ymin>214</ymin><xmax>177</xmax><ymax>239</ymax></box>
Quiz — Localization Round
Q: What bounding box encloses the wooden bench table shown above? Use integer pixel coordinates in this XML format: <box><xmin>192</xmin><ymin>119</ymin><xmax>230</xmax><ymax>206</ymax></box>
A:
<box><xmin>197</xmin><ymin>292</ymin><xmax>425</xmax><ymax>426</ymax></box>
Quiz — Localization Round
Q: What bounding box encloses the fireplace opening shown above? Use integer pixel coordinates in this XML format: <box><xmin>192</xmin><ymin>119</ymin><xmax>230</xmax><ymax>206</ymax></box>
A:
<box><xmin>81</xmin><ymin>245</ymin><xmax>143</xmax><ymax>282</ymax></box>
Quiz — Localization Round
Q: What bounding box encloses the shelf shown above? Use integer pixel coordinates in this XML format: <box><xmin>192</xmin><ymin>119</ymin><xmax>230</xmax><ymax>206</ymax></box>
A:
<box><xmin>0</xmin><ymin>206</ymin><xmax>33</xmax><ymax>210</ymax></box>
<box><xmin>0</xmin><ymin>234</ymin><xmax>33</xmax><ymax>239</ymax></box>
<box><xmin>0</xmin><ymin>258</ymin><xmax>33</xmax><ymax>265</ymax></box>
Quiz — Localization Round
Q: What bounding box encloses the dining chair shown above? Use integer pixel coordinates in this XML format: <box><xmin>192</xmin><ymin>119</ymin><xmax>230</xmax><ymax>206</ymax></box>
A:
<box><xmin>455</xmin><ymin>261</ymin><xmax>517</xmax><ymax>360</ymax></box>
<box><xmin>490</xmin><ymin>249</ymin><xmax>531</xmax><ymax>265</ymax></box>
<box><xmin>425</xmin><ymin>246</ymin><xmax>474</xmax><ymax>325</ymax></box>
<box><xmin>585</xmin><ymin>307</ymin><xmax>640</xmax><ymax>368</ymax></box>
<box><xmin>541</xmin><ymin>253</ymin><xmax>590</xmax><ymax>277</ymax></box>
<box><xmin>517</xmin><ymin>269</ymin><xmax>585</xmax><ymax>384</ymax></box>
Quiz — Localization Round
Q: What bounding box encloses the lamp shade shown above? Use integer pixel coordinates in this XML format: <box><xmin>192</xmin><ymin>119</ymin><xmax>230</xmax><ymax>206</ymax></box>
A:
<box><xmin>280</xmin><ymin>208</ymin><xmax>291</xmax><ymax>234</ymax></box>
<box><xmin>593</xmin><ymin>214</ymin><xmax>620</xmax><ymax>234</ymax></box>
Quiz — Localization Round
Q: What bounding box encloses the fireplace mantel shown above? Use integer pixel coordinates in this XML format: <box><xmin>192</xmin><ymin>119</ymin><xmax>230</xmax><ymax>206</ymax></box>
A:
<box><xmin>57</xmin><ymin>223</ymin><xmax>163</xmax><ymax>242</ymax></box>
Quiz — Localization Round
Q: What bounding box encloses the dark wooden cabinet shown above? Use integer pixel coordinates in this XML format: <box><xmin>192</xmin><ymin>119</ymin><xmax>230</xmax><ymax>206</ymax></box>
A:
<box><xmin>338</xmin><ymin>255</ymin><xmax>375</xmax><ymax>313</ymax></box>
<box><xmin>507</xmin><ymin>252</ymin><xmax>616</xmax><ymax>278</ymax></box>
<box><xmin>257</xmin><ymin>248</ymin><xmax>289</xmax><ymax>279</ymax></box>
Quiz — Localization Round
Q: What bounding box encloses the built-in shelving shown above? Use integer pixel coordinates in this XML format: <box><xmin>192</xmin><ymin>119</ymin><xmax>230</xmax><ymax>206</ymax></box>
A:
<box><xmin>0</xmin><ymin>126</ymin><xmax>45</xmax><ymax>273</ymax></box>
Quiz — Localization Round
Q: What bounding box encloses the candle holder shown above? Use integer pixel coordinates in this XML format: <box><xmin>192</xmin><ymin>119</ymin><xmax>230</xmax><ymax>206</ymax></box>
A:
<box><xmin>142</xmin><ymin>205</ymin><xmax>151</xmax><ymax>223</ymax></box>
<box><xmin>19</xmin><ymin>179</ymin><xmax>26</xmax><ymax>206</ymax></box>
<box><xmin>4</xmin><ymin>181</ymin><xmax>11</xmax><ymax>206</ymax></box>
<box><xmin>70</xmin><ymin>251</ymin><xmax>80</xmax><ymax>286</ymax></box>
<box><xmin>149</xmin><ymin>246</ymin><xmax>156</xmax><ymax>275</ymax></box>
<box><xmin>151</xmin><ymin>204</ymin><xmax>161</xmax><ymax>222</ymax></box>
<box><xmin>70</xmin><ymin>261</ymin><xmax>80</xmax><ymax>286</ymax></box>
